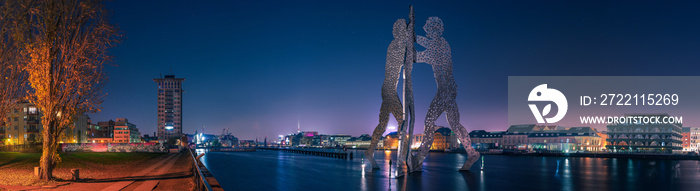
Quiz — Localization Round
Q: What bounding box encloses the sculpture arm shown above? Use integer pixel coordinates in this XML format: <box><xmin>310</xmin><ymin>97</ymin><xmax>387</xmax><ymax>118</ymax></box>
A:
<box><xmin>417</xmin><ymin>35</ymin><xmax>429</xmax><ymax>48</ymax></box>
<box><xmin>416</xmin><ymin>36</ymin><xmax>430</xmax><ymax>64</ymax></box>
<box><xmin>417</xmin><ymin>50</ymin><xmax>428</xmax><ymax>64</ymax></box>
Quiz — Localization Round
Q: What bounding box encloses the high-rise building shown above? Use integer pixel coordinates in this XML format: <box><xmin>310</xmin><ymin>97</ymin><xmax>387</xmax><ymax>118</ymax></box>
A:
<box><xmin>154</xmin><ymin>75</ymin><xmax>185</xmax><ymax>141</ymax></box>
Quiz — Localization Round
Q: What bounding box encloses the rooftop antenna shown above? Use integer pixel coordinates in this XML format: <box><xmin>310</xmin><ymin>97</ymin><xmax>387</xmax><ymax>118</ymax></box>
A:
<box><xmin>169</xmin><ymin>67</ymin><xmax>174</xmax><ymax>75</ymax></box>
<box><xmin>159</xmin><ymin>73</ymin><xmax>162</xmax><ymax>78</ymax></box>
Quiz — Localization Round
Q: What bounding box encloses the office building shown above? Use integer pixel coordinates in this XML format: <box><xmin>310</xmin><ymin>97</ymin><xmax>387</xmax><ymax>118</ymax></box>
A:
<box><xmin>606</xmin><ymin>114</ymin><xmax>683</xmax><ymax>154</ymax></box>
<box><xmin>154</xmin><ymin>75</ymin><xmax>185</xmax><ymax>141</ymax></box>
<box><xmin>114</xmin><ymin>118</ymin><xmax>141</xmax><ymax>143</ymax></box>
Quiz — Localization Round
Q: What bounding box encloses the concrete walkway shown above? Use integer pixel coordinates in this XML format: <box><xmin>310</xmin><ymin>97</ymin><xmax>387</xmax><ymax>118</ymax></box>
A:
<box><xmin>57</xmin><ymin>152</ymin><xmax>194</xmax><ymax>191</ymax></box>
<box><xmin>100</xmin><ymin>153</ymin><xmax>179</xmax><ymax>191</ymax></box>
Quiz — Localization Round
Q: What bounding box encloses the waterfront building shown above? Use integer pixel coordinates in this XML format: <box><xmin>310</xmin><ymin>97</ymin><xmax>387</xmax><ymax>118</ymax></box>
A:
<box><xmin>193</xmin><ymin>134</ymin><xmax>219</xmax><ymax>146</ymax></box>
<box><xmin>682</xmin><ymin>127</ymin><xmax>700</xmax><ymax>152</ymax></box>
<box><xmin>285</xmin><ymin>133</ymin><xmax>303</xmax><ymax>146</ymax></box>
<box><xmin>683</xmin><ymin>127</ymin><xmax>691</xmax><ymax>151</ymax></box>
<box><xmin>383</xmin><ymin>132</ymin><xmax>399</xmax><ymax>149</ymax></box>
<box><xmin>345</xmin><ymin>134</ymin><xmax>380</xmax><ymax>148</ymax></box>
<box><xmin>470</xmin><ymin>125</ymin><xmax>603</xmax><ymax>152</ymax></box>
<box><xmin>412</xmin><ymin>134</ymin><xmax>424</xmax><ymax>149</ymax></box>
<box><xmin>329</xmin><ymin>134</ymin><xmax>351</xmax><ymax>147</ymax></box>
<box><xmin>606</xmin><ymin>114</ymin><xmax>683</xmax><ymax>154</ymax></box>
<box><xmin>282</xmin><ymin>134</ymin><xmax>296</xmax><ymax>146</ymax></box>
<box><xmin>528</xmin><ymin>127</ymin><xmax>602</xmax><ymax>152</ymax></box>
<box><xmin>219</xmin><ymin>134</ymin><xmax>239</xmax><ymax>147</ymax></box>
<box><xmin>1</xmin><ymin>101</ymin><xmax>41</xmax><ymax>145</ymax></box>
<box><xmin>239</xmin><ymin>140</ymin><xmax>256</xmax><ymax>147</ymax></box>
<box><xmin>432</xmin><ymin>127</ymin><xmax>459</xmax><ymax>150</ymax></box>
<box><xmin>469</xmin><ymin>130</ymin><xmax>505</xmax><ymax>150</ymax></box>
<box><xmin>691</xmin><ymin>127</ymin><xmax>700</xmax><ymax>152</ymax></box>
<box><xmin>300</xmin><ymin>135</ymin><xmax>313</xmax><ymax>146</ymax></box>
<box><xmin>597</xmin><ymin>131</ymin><xmax>609</xmax><ymax>150</ymax></box>
<box><xmin>681</xmin><ymin>127</ymin><xmax>700</xmax><ymax>152</ymax></box>
<box><xmin>320</xmin><ymin>135</ymin><xmax>331</xmax><ymax>146</ymax></box>
<box><xmin>302</xmin><ymin>131</ymin><xmax>318</xmax><ymax>137</ymax></box>
<box><xmin>291</xmin><ymin>131</ymin><xmax>317</xmax><ymax>146</ymax></box>
<box><xmin>154</xmin><ymin>75</ymin><xmax>185</xmax><ymax>142</ymax></box>
<box><xmin>312</xmin><ymin>134</ymin><xmax>330</xmax><ymax>147</ymax></box>
<box><xmin>113</xmin><ymin>118</ymin><xmax>141</xmax><ymax>143</ymax></box>
<box><xmin>503</xmin><ymin>124</ymin><xmax>545</xmax><ymax>149</ymax></box>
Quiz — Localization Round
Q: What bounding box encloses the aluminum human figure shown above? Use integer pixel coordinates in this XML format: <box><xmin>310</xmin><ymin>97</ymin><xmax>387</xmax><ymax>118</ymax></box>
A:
<box><xmin>365</xmin><ymin>19</ymin><xmax>408</xmax><ymax>169</ymax></box>
<box><xmin>412</xmin><ymin>17</ymin><xmax>480</xmax><ymax>171</ymax></box>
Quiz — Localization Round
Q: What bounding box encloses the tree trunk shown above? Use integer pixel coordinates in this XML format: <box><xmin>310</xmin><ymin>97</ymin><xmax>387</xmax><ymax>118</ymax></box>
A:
<box><xmin>39</xmin><ymin>122</ymin><xmax>54</xmax><ymax>180</ymax></box>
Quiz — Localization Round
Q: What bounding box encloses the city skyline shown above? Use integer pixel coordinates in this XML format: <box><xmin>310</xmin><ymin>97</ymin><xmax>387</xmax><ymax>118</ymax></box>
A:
<box><xmin>3</xmin><ymin>1</ymin><xmax>700</xmax><ymax>190</ymax></box>
<box><xmin>88</xmin><ymin>1</ymin><xmax>700</xmax><ymax>140</ymax></box>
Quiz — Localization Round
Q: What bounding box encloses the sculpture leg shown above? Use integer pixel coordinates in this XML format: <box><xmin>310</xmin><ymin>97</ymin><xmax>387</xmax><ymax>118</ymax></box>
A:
<box><xmin>367</xmin><ymin>99</ymin><xmax>403</xmax><ymax>169</ymax></box>
<box><xmin>446</xmin><ymin>101</ymin><xmax>480</xmax><ymax>171</ymax></box>
<box><xmin>396</xmin><ymin>121</ymin><xmax>407</xmax><ymax>177</ymax></box>
<box><xmin>452</xmin><ymin>124</ymin><xmax>479</xmax><ymax>171</ymax></box>
<box><xmin>411</xmin><ymin>123</ymin><xmax>437</xmax><ymax>171</ymax></box>
<box><xmin>403</xmin><ymin>85</ymin><xmax>416</xmax><ymax>173</ymax></box>
<box><xmin>412</xmin><ymin>96</ymin><xmax>442</xmax><ymax>171</ymax></box>
<box><xmin>395</xmin><ymin>102</ymin><xmax>413</xmax><ymax>176</ymax></box>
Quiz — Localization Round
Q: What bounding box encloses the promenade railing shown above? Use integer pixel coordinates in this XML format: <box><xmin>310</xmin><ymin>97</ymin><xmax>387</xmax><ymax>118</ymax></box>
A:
<box><xmin>188</xmin><ymin>148</ymin><xmax>214</xmax><ymax>191</ymax></box>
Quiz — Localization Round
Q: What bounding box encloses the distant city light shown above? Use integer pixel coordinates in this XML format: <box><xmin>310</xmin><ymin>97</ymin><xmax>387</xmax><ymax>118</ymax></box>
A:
<box><xmin>165</xmin><ymin>126</ymin><xmax>174</xmax><ymax>130</ymax></box>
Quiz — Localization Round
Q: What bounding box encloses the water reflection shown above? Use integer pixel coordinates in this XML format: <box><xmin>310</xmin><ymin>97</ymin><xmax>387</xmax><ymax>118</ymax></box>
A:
<box><xmin>201</xmin><ymin>150</ymin><xmax>700</xmax><ymax>191</ymax></box>
<box><xmin>562</xmin><ymin>158</ymin><xmax>571</xmax><ymax>191</ymax></box>
<box><xmin>277</xmin><ymin>151</ymin><xmax>285</xmax><ymax>190</ymax></box>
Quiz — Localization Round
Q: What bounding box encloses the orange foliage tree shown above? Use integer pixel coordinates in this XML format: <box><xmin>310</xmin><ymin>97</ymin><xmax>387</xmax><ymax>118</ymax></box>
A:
<box><xmin>16</xmin><ymin>0</ymin><xmax>121</xmax><ymax>180</ymax></box>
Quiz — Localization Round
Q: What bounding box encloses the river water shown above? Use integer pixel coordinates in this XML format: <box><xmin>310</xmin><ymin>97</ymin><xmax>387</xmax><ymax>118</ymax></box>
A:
<box><xmin>200</xmin><ymin>149</ymin><xmax>700</xmax><ymax>191</ymax></box>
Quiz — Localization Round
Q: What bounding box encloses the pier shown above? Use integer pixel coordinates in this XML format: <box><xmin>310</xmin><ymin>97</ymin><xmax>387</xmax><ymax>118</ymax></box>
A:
<box><xmin>259</xmin><ymin>147</ymin><xmax>350</xmax><ymax>159</ymax></box>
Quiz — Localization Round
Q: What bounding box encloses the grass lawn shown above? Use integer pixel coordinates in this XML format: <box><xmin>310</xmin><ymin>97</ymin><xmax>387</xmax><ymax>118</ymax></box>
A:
<box><xmin>67</xmin><ymin>152</ymin><xmax>164</xmax><ymax>165</ymax></box>
<box><xmin>0</xmin><ymin>152</ymin><xmax>166</xmax><ymax>186</ymax></box>
<box><xmin>0</xmin><ymin>152</ymin><xmax>42</xmax><ymax>168</ymax></box>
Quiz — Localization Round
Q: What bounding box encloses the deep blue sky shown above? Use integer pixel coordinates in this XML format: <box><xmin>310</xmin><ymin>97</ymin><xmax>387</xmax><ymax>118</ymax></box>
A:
<box><xmin>95</xmin><ymin>0</ymin><xmax>700</xmax><ymax>140</ymax></box>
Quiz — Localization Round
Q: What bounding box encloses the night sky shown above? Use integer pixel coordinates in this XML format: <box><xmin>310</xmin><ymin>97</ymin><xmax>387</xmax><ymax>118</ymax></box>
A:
<box><xmin>94</xmin><ymin>1</ymin><xmax>700</xmax><ymax>140</ymax></box>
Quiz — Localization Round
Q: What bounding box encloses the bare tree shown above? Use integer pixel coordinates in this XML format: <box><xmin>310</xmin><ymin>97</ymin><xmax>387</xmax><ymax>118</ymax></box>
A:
<box><xmin>0</xmin><ymin>0</ymin><xmax>30</xmax><ymax>127</ymax></box>
<box><xmin>14</xmin><ymin>0</ymin><xmax>121</xmax><ymax>180</ymax></box>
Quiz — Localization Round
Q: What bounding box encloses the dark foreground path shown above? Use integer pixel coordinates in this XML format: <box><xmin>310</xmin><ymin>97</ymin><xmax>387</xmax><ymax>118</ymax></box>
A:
<box><xmin>0</xmin><ymin>152</ymin><xmax>195</xmax><ymax>191</ymax></box>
